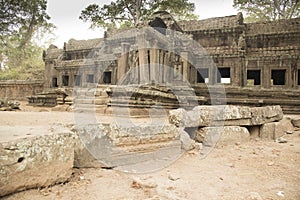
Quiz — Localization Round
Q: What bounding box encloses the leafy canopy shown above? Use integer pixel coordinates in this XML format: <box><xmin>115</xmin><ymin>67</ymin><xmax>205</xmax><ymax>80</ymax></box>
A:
<box><xmin>80</xmin><ymin>0</ymin><xmax>198</xmax><ymax>29</ymax></box>
<box><xmin>0</xmin><ymin>0</ymin><xmax>54</xmax><ymax>80</ymax></box>
<box><xmin>233</xmin><ymin>0</ymin><xmax>300</xmax><ymax>22</ymax></box>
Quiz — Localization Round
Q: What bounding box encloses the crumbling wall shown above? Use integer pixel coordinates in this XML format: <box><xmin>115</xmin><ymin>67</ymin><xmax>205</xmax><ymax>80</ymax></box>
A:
<box><xmin>0</xmin><ymin>80</ymin><xmax>44</xmax><ymax>101</ymax></box>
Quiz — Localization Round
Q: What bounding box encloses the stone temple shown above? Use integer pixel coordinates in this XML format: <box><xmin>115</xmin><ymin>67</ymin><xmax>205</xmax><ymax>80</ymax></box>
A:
<box><xmin>30</xmin><ymin>12</ymin><xmax>300</xmax><ymax>113</ymax></box>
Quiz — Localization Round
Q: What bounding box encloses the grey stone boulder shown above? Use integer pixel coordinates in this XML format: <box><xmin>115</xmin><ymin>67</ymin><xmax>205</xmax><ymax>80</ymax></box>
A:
<box><xmin>179</xmin><ymin>129</ymin><xmax>195</xmax><ymax>151</ymax></box>
<box><xmin>250</xmin><ymin>105</ymin><xmax>283</xmax><ymax>125</ymax></box>
<box><xmin>169</xmin><ymin>105</ymin><xmax>283</xmax><ymax>127</ymax></box>
<box><xmin>168</xmin><ymin>108</ymin><xmax>188</xmax><ymax>127</ymax></box>
<box><xmin>0</xmin><ymin>133</ymin><xmax>74</xmax><ymax>197</ymax></box>
<box><xmin>291</xmin><ymin>117</ymin><xmax>300</xmax><ymax>128</ymax></box>
<box><xmin>197</xmin><ymin>126</ymin><xmax>250</xmax><ymax>147</ymax></box>
<box><xmin>260</xmin><ymin>117</ymin><xmax>294</xmax><ymax>140</ymax></box>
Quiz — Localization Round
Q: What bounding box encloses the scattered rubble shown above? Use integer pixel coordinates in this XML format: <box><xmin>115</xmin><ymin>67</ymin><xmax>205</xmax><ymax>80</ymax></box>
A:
<box><xmin>0</xmin><ymin>99</ymin><xmax>20</xmax><ymax>111</ymax></box>
<box><xmin>0</xmin><ymin>132</ymin><xmax>74</xmax><ymax>197</ymax></box>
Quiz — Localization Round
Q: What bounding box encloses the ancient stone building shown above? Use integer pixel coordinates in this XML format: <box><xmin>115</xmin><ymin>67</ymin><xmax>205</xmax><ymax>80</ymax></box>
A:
<box><xmin>37</xmin><ymin>12</ymin><xmax>300</xmax><ymax>113</ymax></box>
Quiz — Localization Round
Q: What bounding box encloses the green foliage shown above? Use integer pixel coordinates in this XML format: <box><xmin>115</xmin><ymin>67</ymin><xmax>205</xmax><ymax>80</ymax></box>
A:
<box><xmin>233</xmin><ymin>0</ymin><xmax>300</xmax><ymax>22</ymax></box>
<box><xmin>80</xmin><ymin>0</ymin><xmax>198</xmax><ymax>29</ymax></box>
<box><xmin>0</xmin><ymin>35</ymin><xmax>45</xmax><ymax>80</ymax></box>
<box><xmin>0</xmin><ymin>0</ymin><xmax>54</xmax><ymax>80</ymax></box>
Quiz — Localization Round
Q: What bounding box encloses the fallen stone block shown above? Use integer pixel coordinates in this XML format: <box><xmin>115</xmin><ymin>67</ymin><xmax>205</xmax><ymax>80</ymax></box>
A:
<box><xmin>169</xmin><ymin>105</ymin><xmax>283</xmax><ymax>127</ymax></box>
<box><xmin>291</xmin><ymin>117</ymin><xmax>300</xmax><ymax>128</ymax></box>
<box><xmin>168</xmin><ymin>108</ymin><xmax>188</xmax><ymax>127</ymax></box>
<box><xmin>179</xmin><ymin>129</ymin><xmax>195</xmax><ymax>151</ymax></box>
<box><xmin>260</xmin><ymin>117</ymin><xmax>294</xmax><ymax>140</ymax></box>
<box><xmin>73</xmin><ymin>124</ymin><xmax>108</xmax><ymax>168</ymax></box>
<box><xmin>73</xmin><ymin>123</ymin><xmax>182</xmax><ymax>172</ymax></box>
<box><xmin>108</xmin><ymin>123</ymin><xmax>179</xmax><ymax>146</ymax></box>
<box><xmin>250</xmin><ymin>105</ymin><xmax>283</xmax><ymax>125</ymax></box>
<box><xmin>196</xmin><ymin>126</ymin><xmax>250</xmax><ymax>147</ymax></box>
<box><xmin>0</xmin><ymin>132</ymin><xmax>74</xmax><ymax>197</ymax></box>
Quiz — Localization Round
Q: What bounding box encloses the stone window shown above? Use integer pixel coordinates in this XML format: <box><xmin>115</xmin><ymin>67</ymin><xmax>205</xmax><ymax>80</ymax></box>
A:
<box><xmin>271</xmin><ymin>69</ymin><xmax>286</xmax><ymax>85</ymax></box>
<box><xmin>217</xmin><ymin>67</ymin><xmax>231</xmax><ymax>84</ymax></box>
<box><xmin>52</xmin><ymin>77</ymin><xmax>58</xmax><ymax>87</ymax></box>
<box><xmin>103</xmin><ymin>71</ymin><xmax>112</xmax><ymax>84</ymax></box>
<box><xmin>247</xmin><ymin>70</ymin><xmax>261</xmax><ymax>85</ymax></box>
<box><xmin>298</xmin><ymin>69</ymin><xmax>300</xmax><ymax>85</ymax></box>
<box><xmin>197</xmin><ymin>68</ymin><xmax>209</xmax><ymax>83</ymax></box>
<box><xmin>87</xmin><ymin>74</ymin><xmax>94</xmax><ymax>83</ymax></box>
<box><xmin>74</xmin><ymin>75</ymin><xmax>81</xmax><ymax>86</ymax></box>
<box><xmin>62</xmin><ymin>75</ymin><xmax>69</xmax><ymax>86</ymax></box>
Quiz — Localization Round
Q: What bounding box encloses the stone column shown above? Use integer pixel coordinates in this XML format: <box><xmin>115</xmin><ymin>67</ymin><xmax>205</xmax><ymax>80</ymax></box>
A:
<box><xmin>150</xmin><ymin>40</ymin><xmax>159</xmax><ymax>82</ymax></box>
<box><xmin>117</xmin><ymin>43</ymin><xmax>130</xmax><ymax>83</ymax></box>
<box><xmin>138</xmin><ymin>33</ymin><xmax>149</xmax><ymax>83</ymax></box>
<box><xmin>181</xmin><ymin>52</ymin><xmax>189</xmax><ymax>82</ymax></box>
<box><xmin>163</xmin><ymin>52</ymin><xmax>170</xmax><ymax>83</ymax></box>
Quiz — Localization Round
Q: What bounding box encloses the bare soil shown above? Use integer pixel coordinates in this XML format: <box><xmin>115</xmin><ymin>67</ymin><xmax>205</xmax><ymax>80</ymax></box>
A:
<box><xmin>1</xmin><ymin>103</ymin><xmax>300</xmax><ymax>200</ymax></box>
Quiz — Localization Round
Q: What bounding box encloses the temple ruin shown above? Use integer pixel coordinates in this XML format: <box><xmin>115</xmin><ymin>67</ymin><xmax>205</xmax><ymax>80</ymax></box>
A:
<box><xmin>29</xmin><ymin>12</ymin><xmax>300</xmax><ymax>113</ymax></box>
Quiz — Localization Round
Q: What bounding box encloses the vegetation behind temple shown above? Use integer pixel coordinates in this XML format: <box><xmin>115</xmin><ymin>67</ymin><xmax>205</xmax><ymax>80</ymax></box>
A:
<box><xmin>0</xmin><ymin>0</ymin><xmax>54</xmax><ymax>81</ymax></box>
<box><xmin>79</xmin><ymin>0</ymin><xmax>198</xmax><ymax>29</ymax></box>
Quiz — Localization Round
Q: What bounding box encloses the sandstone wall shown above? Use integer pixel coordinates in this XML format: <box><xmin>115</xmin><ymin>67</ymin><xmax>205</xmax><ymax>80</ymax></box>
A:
<box><xmin>0</xmin><ymin>80</ymin><xmax>44</xmax><ymax>100</ymax></box>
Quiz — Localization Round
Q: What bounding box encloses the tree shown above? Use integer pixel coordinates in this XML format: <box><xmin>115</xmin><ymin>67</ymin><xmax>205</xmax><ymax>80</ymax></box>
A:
<box><xmin>233</xmin><ymin>0</ymin><xmax>300</xmax><ymax>22</ymax></box>
<box><xmin>79</xmin><ymin>0</ymin><xmax>198</xmax><ymax>29</ymax></box>
<box><xmin>0</xmin><ymin>0</ymin><xmax>54</xmax><ymax>48</ymax></box>
<box><xmin>0</xmin><ymin>0</ymin><xmax>55</xmax><ymax>80</ymax></box>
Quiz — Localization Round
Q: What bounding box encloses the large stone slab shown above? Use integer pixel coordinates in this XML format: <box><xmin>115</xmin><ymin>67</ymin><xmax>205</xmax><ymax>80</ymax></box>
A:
<box><xmin>260</xmin><ymin>117</ymin><xmax>294</xmax><ymax>140</ymax></box>
<box><xmin>196</xmin><ymin>126</ymin><xmax>250</xmax><ymax>146</ymax></box>
<box><xmin>250</xmin><ymin>105</ymin><xmax>283</xmax><ymax>125</ymax></box>
<box><xmin>73</xmin><ymin>123</ymin><xmax>182</xmax><ymax>172</ymax></box>
<box><xmin>169</xmin><ymin>105</ymin><xmax>283</xmax><ymax>127</ymax></box>
<box><xmin>108</xmin><ymin>123</ymin><xmax>179</xmax><ymax>146</ymax></box>
<box><xmin>0</xmin><ymin>132</ymin><xmax>74</xmax><ymax>197</ymax></box>
<box><xmin>72</xmin><ymin>124</ymin><xmax>107</xmax><ymax>168</ymax></box>
<box><xmin>291</xmin><ymin>117</ymin><xmax>300</xmax><ymax>128</ymax></box>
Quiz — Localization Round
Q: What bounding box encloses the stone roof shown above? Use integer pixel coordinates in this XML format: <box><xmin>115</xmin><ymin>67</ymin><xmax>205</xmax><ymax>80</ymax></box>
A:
<box><xmin>179</xmin><ymin>13</ymin><xmax>244</xmax><ymax>32</ymax></box>
<box><xmin>65</xmin><ymin>38</ymin><xmax>103</xmax><ymax>51</ymax></box>
<box><xmin>45</xmin><ymin>45</ymin><xmax>63</xmax><ymax>60</ymax></box>
<box><xmin>245</xmin><ymin>17</ymin><xmax>300</xmax><ymax>35</ymax></box>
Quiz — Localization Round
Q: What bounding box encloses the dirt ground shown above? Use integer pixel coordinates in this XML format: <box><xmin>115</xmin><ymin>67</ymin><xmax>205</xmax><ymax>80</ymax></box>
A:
<box><xmin>1</xmin><ymin>103</ymin><xmax>300</xmax><ymax>200</ymax></box>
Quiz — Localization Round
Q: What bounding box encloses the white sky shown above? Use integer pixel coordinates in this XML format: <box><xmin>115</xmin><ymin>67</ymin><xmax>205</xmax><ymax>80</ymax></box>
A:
<box><xmin>47</xmin><ymin>0</ymin><xmax>238</xmax><ymax>48</ymax></box>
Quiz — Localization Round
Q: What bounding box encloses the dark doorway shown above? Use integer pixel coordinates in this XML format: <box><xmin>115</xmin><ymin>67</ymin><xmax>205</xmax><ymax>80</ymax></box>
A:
<box><xmin>149</xmin><ymin>17</ymin><xmax>167</xmax><ymax>35</ymax></box>
<box><xmin>247</xmin><ymin>70</ymin><xmax>261</xmax><ymax>85</ymax></box>
<box><xmin>87</xmin><ymin>74</ymin><xmax>94</xmax><ymax>83</ymax></box>
<box><xmin>298</xmin><ymin>69</ymin><xmax>300</xmax><ymax>85</ymax></box>
<box><xmin>52</xmin><ymin>77</ymin><xmax>58</xmax><ymax>87</ymax></box>
<box><xmin>74</xmin><ymin>75</ymin><xmax>81</xmax><ymax>86</ymax></box>
<box><xmin>197</xmin><ymin>68</ymin><xmax>209</xmax><ymax>83</ymax></box>
<box><xmin>217</xmin><ymin>67</ymin><xmax>231</xmax><ymax>83</ymax></box>
<box><xmin>103</xmin><ymin>71</ymin><xmax>112</xmax><ymax>84</ymax></box>
<box><xmin>271</xmin><ymin>69</ymin><xmax>286</xmax><ymax>85</ymax></box>
<box><xmin>62</xmin><ymin>75</ymin><xmax>69</xmax><ymax>86</ymax></box>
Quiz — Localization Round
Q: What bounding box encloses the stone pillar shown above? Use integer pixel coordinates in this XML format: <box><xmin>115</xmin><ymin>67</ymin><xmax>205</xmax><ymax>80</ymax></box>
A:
<box><xmin>138</xmin><ymin>33</ymin><xmax>149</xmax><ymax>83</ymax></box>
<box><xmin>163</xmin><ymin>52</ymin><xmax>170</xmax><ymax>83</ymax></box>
<box><xmin>181</xmin><ymin>52</ymin><xmax>189</xmax><ymax>82</ymax></box>
<box><xmin>209</xmin><ymin>57</ymin><xmax>216</xmax><ymax>85</ymax></box>
<box><xmin>159</xmin><ymin>51</ymin><xmax>165</xmax><ymax>83</ymax></box>
<box><xmin>150</xmin><ymin>40</ymin><xmax>159</xmax><ymax>82</ymax></box>
<box><xmin>189</xmin><ymin>66</ymin><xmax>197</xmax><ymax>84</ymax></box>
<box><xmin>117</xmin><ymin>43</ymin><xmax>130</xmax><ymax>83</ymax></box>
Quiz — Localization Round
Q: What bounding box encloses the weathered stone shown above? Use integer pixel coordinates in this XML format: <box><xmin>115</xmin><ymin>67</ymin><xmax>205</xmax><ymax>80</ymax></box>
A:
<box><xmin>168</xmin><ymin>108</ymin><xmax>188</xmax><ymax>127</ymax></box>
<box><xmin>0</xmin><ymin>133</ymin><xmax>74</xmax><ymax>197</ymax></box>
<box><xmin>199</xmin><ymin>126</ymin><xmax>250</xmax><ymax>147</ymax></box>
<box><xmin>169</xmin><ymin>105</ymin><xmax>283</xmax><ymax>127</ymax></box>
<box><xmin>260</xmin><ymin>117</ymin><xmax>294</xmax><ymax>140</ymax></box>
<box><xmin>250</xmin><ymin>105</ymin><xmax>283</xmax><ymax>125</ymax></box>
<box><xmin>73</xmin><ymin>124</ymin><xmax>108</xmax><ymax>168</ymax></box>
<box><xmin>291</xmin><ymin>117</ymin><xmax>300</xmax><ymax>128</ymax></box>
<box><xmin>132</xmin><ymin>177</ymin><xmax>157</xmax><ymax>189</ymax></box>
<box><xmin>108</xmin><ymin>123</ymin><xmax>179</xmax><ymax>146</ymax></box>
<box><xmin>179</xmin><ymin>129</ymin><xmax>195</xmax><ymax>151</ymax></box>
